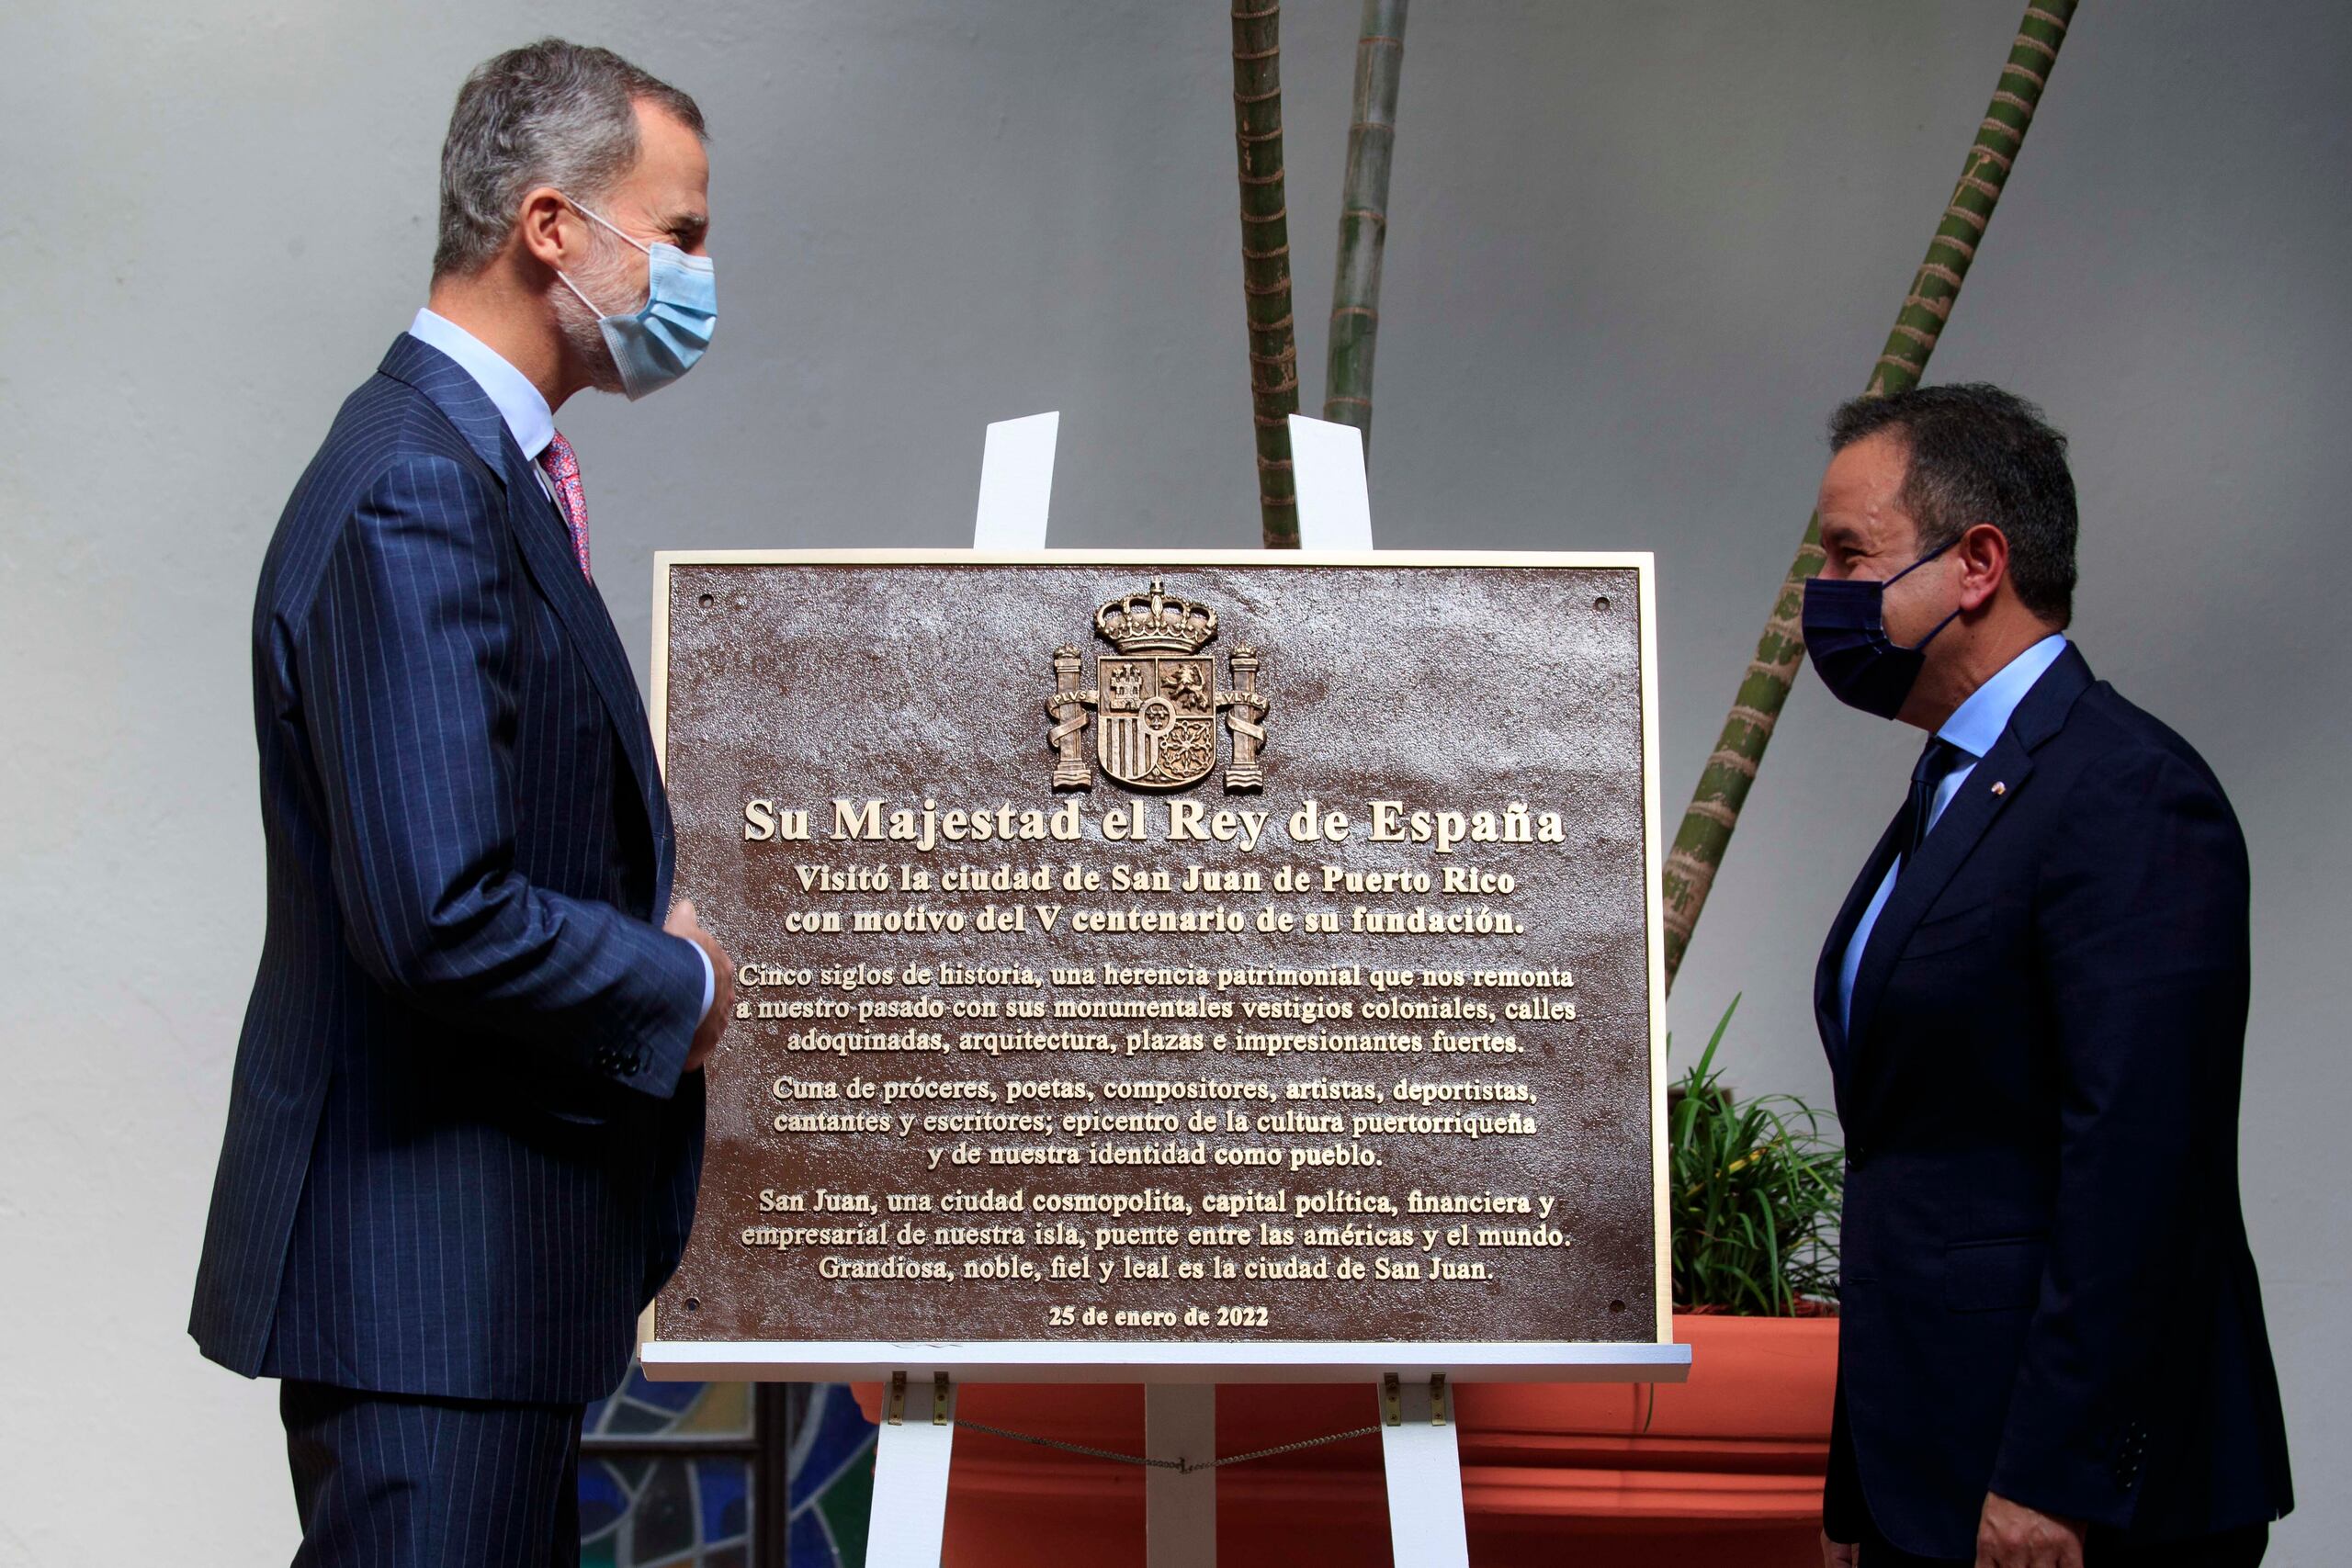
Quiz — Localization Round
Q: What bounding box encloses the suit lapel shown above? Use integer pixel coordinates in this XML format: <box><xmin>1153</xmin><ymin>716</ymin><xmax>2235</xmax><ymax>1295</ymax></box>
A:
<box><xmin>1843</xmin><ymin>729</ymin><xmax>2035</xmax><ymax>1063</ymax></box>
<box><xmin>1841</xmin><ymin>645</ymin><xmax>2098</xmax><ymax>1111</ymax></box>
<box><xmin>378</xmin><ymin>335</ymin><xmax>673</xmax><ymax>886</ymax></box>
<box><xmin>1815</xmin><ymin>803</ymin><xmax>1907</xmax><ymax>1078</ymax></box>
<box><xmin>495</xmin><ymin>430</ymin><xmax>673</xmax><ymax>878</ymax></box>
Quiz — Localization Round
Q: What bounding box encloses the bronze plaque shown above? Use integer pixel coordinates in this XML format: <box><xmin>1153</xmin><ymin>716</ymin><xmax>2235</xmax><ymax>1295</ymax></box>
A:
<box><xmin>645</xmin><ymin>552</ymin><xmax>1669</xmax><ymax>1381</ymax></box>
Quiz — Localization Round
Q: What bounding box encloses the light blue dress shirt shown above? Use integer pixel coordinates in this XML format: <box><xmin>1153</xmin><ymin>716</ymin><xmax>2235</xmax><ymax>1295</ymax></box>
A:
<box><xmin>1836</xmin><ymin>633</ymin><xmax>2069</xmax><ymax>1033</ymax></box>
<box><xmin>408</xmin><ymin>308</ymin><xmax>557</xmax><ymax>495</ymax></box>
<box><xmin>404</xmin><ymin>310</ymin><xmax>716</xmax><ymax>1025</ymax></box>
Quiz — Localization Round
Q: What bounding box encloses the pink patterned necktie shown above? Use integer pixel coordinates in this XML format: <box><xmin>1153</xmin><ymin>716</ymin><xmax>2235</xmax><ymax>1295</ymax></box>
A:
<box><xmin>537</xmin><ymin>429</ymin><xmax>593</xmax><ymax>581</ymax></box>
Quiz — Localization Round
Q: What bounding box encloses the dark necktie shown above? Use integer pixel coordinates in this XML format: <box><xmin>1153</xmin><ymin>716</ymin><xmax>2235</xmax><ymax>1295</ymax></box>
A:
<box><xmin>1907</xmin><ymin>736</ymin><xmax>1975</xmax><ymax>861</ymax></box>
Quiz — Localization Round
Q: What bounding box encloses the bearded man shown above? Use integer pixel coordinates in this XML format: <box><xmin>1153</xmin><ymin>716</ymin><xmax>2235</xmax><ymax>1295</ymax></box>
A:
<box><xmin>191</xmin><ymin>39</ymin><xmax>734</xmax><ymax>1564</ymax></box>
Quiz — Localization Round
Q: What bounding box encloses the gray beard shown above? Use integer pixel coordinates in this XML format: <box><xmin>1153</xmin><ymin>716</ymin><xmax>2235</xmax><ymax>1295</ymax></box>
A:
<box><xmin>556</xmin><ymin>305</ymin><xmax>624</xmax><ymax>396</ymax></box>
<box><xmin>551</xmin><ymin>241</ymin><xmax>641</xmax><ymax>396</ymax></box>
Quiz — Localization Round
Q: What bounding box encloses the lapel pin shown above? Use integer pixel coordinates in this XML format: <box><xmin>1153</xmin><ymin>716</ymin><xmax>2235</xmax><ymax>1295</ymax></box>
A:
<box><xmin>1990</xmin><ymin>781</ymin><xmax>2007</xmax><ymax>796</ymax></box>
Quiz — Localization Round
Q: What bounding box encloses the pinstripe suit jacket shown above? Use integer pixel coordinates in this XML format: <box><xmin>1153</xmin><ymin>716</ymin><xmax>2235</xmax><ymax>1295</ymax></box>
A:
<box><xmin>191</xmin><ymin>334</ymin><xmax>707</xmax><ymax>1404</ymax></box>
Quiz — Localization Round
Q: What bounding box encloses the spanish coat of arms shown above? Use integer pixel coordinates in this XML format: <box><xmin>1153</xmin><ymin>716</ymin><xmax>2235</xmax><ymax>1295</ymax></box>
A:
<box><xmin>1046</xmin><ymin>580</ymin><xmax>1268</xmax><ymax>791</ymax></box>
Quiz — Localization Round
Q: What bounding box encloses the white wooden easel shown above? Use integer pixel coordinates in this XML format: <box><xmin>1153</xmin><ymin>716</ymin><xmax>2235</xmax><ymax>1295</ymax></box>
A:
<box><xmin>868</xmin><ymin>1368</ymin><xmax>1465</xmax><ymax>1568</ymax></box>
<box><xmin>867</xmin><ymin>412</ymin><xmax>1457</xmax><ymax>1568</ymax></box>
<box><xmin>638</xmin><ymin>412</ymin><xmax>1699</xmax><ymax>1559</ymax></box>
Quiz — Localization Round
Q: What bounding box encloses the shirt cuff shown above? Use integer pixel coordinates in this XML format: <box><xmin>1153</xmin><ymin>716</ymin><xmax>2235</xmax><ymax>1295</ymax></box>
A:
<box><xmin>694</xmin><ymin>943</ymin><xmax>716</xmax><ymax>1022</ymax></box>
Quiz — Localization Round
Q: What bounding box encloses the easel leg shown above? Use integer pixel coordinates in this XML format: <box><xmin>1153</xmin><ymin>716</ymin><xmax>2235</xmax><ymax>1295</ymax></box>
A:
<box><xmin>1380</xmin><ymin>1376</ymin><xmax>1468</xmax><ymax>1568</ymax></box>
<box><xmin>868</xmin><ymin>1373</ymin><xmax>957</xmax><ymax>1568</ymax></box>
<box><xmin>1145</xmin><ymin>1383</ymin><xmax>1216</xmax><ymax>1567</ymax></box>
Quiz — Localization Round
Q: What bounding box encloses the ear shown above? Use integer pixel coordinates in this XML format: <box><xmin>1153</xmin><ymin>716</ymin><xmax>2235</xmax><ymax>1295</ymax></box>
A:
<box><xmin>514</xmin><ymin>186</ymin><xmax>582</xmax><ymax>273</ymax></box>
<box><xmin>1954</xmin><ymin>522</ymin><xmax>2010</xmax><ymax>613</ymax></box>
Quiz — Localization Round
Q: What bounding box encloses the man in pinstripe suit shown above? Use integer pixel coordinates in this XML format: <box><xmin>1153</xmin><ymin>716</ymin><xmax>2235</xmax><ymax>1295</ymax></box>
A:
<box><xmin>191</xmin><ymin>40</ymin><xmax>732</xmax><ymax>1565</ymax></box>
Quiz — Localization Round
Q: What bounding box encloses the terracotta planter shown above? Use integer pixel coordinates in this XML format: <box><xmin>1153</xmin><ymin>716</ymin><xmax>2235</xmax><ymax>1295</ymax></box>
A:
<box><xmin>849</xmin><ymin>1313</ymin><xmax>1837</xmax><ymax>1565</ymax></box>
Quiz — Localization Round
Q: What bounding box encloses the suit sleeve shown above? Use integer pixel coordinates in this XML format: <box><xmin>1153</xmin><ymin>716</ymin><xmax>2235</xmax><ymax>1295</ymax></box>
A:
<box><xmin>1988</xmin><ymin>746</ymin><xmax>2251</xmax><ymax>1523</ymax></box>
<box><xmin>295</xmin><ymin>452</ymin><xmax>706</xmax><ymax>1100</ymax></box>
<box><xmin>1822</xmin><ymin>1374</ymin><xmax>1869</xmax><ymax>1544</ymax></box>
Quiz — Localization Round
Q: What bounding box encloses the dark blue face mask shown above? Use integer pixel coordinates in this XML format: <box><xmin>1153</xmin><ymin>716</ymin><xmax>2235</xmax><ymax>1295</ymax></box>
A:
<box><xmin>1801</xmin><ymin>540</ymin><xmax>1961</xmax><ymax>719</ymax></box>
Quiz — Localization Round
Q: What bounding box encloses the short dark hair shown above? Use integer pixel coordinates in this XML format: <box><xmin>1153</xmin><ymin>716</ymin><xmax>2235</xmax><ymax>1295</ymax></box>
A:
<box><xmin>1827</xmin><ymin>382</ymin><xmax>2077</xmax><ymax>626</ymax></box>
<box><xmin>434</xmin><ymin>39</ymin><xmax>706</xmax><ymax>280</ymax></box>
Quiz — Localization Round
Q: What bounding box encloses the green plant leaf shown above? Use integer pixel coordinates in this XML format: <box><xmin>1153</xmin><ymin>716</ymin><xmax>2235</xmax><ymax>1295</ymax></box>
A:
<box><xmin>1668</xmin><ymin>996</ymin><xmax>1843</xmax><ymax>1315</ymax></box>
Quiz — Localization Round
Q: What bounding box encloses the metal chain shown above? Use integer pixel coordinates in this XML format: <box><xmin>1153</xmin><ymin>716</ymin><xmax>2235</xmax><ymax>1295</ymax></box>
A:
<box><xmin>951</xmin><ymin>1418</ymin><xmax>1182</xmax><ymax>1471</ymax></box>
<box><xmin>1199</xmin><ymin>1425</ymin><xmax>1384</xmax><ymax>1471</ymax></box>
<box><xmin>953</xmin><ymin>1416</ymin><xmax>1385</xmax><ymax>1475</ymax></box>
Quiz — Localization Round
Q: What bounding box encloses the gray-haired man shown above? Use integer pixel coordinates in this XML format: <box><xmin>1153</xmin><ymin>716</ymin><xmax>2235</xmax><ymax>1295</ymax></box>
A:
<box><xmin>190</xmin><ymin>39</ymin><xmax>732</xmax><ymax>1564</ymax></box>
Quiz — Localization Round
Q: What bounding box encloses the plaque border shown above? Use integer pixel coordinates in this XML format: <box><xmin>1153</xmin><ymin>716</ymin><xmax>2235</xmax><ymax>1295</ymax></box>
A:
<box><xmin>641</xmin><ymin>549</ymin><xmax>1682</xmax><ymax>1384</ymax></box>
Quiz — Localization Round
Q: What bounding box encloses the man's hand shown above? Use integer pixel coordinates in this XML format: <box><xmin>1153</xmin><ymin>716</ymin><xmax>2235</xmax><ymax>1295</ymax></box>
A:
<box><xmin>1820</xmin><ymin>1529</ymin><xmax>1860</xmax><ymax>1567</ymax></box>
<box><xmin>665</xmin><ymin>898</ymin><xmax>734</xmax><ymax>1073</ymax></box>
<box><xmin>1976</xmin><ymin>1492</ymin><xmax>2086</xmax><ymax>1568</ymax></box>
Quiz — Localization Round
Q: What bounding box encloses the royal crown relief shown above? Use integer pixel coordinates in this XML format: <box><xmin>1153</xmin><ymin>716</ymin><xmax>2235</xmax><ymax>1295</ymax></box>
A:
<box><xmin>1047</xmin><ymin>580</ymin><xmax>1270</xmax><ymax>792</ymax></box>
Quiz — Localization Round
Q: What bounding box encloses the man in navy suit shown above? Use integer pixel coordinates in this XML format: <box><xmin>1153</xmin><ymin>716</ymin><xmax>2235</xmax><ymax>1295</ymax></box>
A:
<box><xmin>191</xmin><ymin>40</ymin><xmax>733</xmax><ymax>1565</ymax></box>
<box><xmin>1804</xmin><ymin>386</ymin><xmax>2292</xmax><ymax>1567</ymax></box>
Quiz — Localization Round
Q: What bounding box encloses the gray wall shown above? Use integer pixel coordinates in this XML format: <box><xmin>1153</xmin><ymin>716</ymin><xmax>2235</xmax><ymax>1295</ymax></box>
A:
<box><xmin>3</xmin><ymin>1</ymin><xmax>2344</xmax><ymax>1560</ymax></box>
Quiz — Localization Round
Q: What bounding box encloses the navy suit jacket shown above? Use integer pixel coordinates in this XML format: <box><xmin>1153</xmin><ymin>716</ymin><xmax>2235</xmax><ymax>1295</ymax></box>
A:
<box><xmin>190</xmin><ymin>335</ymin><xmax>707</xmax><ymax>1404</ymax></box>
<box><xmin>1816</xmin><ymin>645</ymin><xmax>2292</xmax><ymax>1554</ymax></box>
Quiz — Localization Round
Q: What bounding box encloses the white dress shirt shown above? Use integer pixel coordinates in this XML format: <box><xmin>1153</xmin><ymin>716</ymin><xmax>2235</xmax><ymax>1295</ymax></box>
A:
<box><xmin>1836</xmin><ymin>633</ymin><xmax>2070</xmax><ymax>1033</ymax></box>
<box><xmin>404</xmin><ymin>310</ymin><xmax>715</xmax><ymax>1025</ymax></box>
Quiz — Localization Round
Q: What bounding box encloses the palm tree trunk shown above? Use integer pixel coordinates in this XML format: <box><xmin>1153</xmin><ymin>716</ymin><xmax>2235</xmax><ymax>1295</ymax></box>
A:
<box><xmin>1233</xmin><ymin>0</ymin><xmax>1301</xmax><ymax>547</ymax></box>
<box><xmin>1323</xmin><ymin>0</ymin><xmax>1408</xmax><ymax>460</ymax></box>
<box><xmin>1661</xmin><ymin>0</ymin><xmax>2080</xmax><ymax>986</ymax></box>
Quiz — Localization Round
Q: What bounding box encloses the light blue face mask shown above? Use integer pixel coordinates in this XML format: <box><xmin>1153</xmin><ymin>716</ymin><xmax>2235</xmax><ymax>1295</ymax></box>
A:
<box><xmin>556</xmin><ymin>197</ymin><xmax>716</xmax><ymax>400</ymax></box>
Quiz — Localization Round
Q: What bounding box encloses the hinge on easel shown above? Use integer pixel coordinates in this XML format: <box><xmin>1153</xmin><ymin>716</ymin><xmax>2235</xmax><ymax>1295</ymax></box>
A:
<box><xmin>884</xmin><ymin>1370</ymin><xmax>951</xmax><ymax>1426</ymax></box>
<box><xmin>1383</xmin><ymin>1372</ymin><xmax>1449</xmax><ymax>1427</ymax></box>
